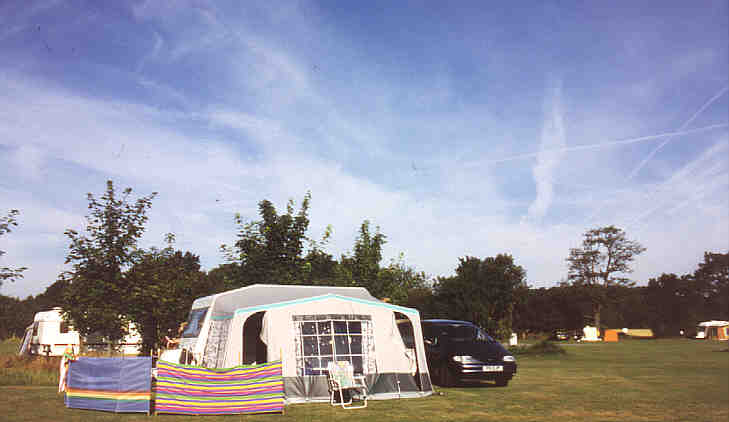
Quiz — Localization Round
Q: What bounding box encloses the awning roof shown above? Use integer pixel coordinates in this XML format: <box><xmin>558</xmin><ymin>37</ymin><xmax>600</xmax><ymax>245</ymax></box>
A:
<box><xmin>201</xmin><ymin>284</ymin><xmax>379</xmax><ymax>316</ymax></box>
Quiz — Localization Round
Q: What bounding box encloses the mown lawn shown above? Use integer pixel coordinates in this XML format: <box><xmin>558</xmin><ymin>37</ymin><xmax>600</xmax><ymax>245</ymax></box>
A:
<box><xmin>1</xmin><ymin>339</ymin><xmax>727</xmax><ymax>422</ymax></box>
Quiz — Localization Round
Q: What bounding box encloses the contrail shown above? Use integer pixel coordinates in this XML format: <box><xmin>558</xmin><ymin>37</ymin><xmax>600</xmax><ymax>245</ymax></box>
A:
<box><xmin>627</xmin><ymin>85</ymin><xmax>729</xmax><ymax>181</ymax></box>
<box><xmin>582</xmin><ymin>85</ymin><xmax>728</xmax><ymax>228</ymax></box>
<box><xmin>616</xmin><ymin>86</ymin><xmax>729</xmax><ymax>229</ymax></box>
<box><xmin>580</xmin><ymin>85</ymin><xmax>728</xmax><ymax>230</ymax></box>
<box><xmin>623</xmin><ymin>141</ymin><xmax>729</xmax><ymax>231</ymax></box>
<box><xmin>664</xmin><ymin>172</ymin><xmax>729</xmax><ymax>216</ymax></box>
<box><xmin>469</xmin><ymin>123</ymin><xmax>728</xmax><ymax>166</ymax></box>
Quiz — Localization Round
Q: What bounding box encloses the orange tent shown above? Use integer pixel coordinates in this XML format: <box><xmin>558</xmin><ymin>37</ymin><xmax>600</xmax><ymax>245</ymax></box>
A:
<box><xmin>697</xmin><ymin>321</ymin><xmax>729</xmax><ymax>341</ymax></box>
<box><xmin>604</xmin><ymin>329</ymin><xmax>619</xmax><ymax>342</ymax></box>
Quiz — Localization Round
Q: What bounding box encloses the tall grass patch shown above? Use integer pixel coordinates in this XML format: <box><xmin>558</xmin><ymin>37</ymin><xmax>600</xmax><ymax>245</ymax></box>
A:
<box><xmin>0</xmin><ymin>355</ymin><xmax>60</xmax><ymax>386</ymax></box>
<box><xmin>0</xmin><ymin>338</ymin><xmax>60</xmax><ymax>386</ymax></box>
<box><xmin>0</xmin><ymin>337</ymin><xmax>21</xmax><ymax>355</ymax></box>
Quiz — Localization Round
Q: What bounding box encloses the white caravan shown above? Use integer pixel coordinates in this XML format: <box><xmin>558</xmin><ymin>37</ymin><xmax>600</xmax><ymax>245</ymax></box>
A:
<box><xmin>18</xmin><ymin>308</ymin><xmax>80</xmax><ymax>356</ymax></box>
<box><xmin>18</xmin><ymin>307</ymin><xmax>142</xmax><ymax>356</ymax></box>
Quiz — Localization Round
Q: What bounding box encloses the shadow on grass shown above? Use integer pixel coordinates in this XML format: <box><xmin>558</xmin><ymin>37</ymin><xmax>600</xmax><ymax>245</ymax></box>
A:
<box><xmin>453</xmin><ymin>380</ymin><xmax>503</xmax><ymax>389</ymax></box>
<box><xmin>433</xmin><ymin>378</ymin><xmax>515</xmax><ymax>389</ymax></box>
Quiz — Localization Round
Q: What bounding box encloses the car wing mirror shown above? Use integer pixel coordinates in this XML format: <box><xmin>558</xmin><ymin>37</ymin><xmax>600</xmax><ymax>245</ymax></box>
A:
<box><xmin>424</xmin><ymin>337</ymin><xmax>438</xmax><ymax>346</ymax></box>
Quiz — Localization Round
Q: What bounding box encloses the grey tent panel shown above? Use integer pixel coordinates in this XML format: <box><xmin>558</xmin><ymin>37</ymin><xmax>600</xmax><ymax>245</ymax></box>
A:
<box><xmin>283</xmin><ymin>373</ymin><xmax>431</xmax><ymax>403</ymax></box>
<box><xmin>205</xmin><ymin>284</ymin><xmax>377</xmax><ymax>317</ymax></box>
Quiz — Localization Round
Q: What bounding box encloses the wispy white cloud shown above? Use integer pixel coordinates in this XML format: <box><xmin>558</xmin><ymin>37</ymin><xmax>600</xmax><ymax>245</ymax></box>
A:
<box><xmin>136</xmin><ymin>76</ymin><xmax>191</xmax><ymax>109</ymax></box>
<box><xmin>1</xmin><ymin>1</ymin><xmax>727</xmax><ymax>299</ymax></box>
<box><xmin>0</xmin><ymin>0</ymin><xmax>62</xmax><ymax>41</ymax></box>
<box><xmin>527</xmin><ymin>78</ymin><xmax>566</xmax><ymax>221</ymax></box>
<box><xmin>135</xmin><ymin>31</ymin><xmax>164</xmax><ymax>74</ymax></box>
<box><xmin>0</xmin><ymin>71</ymin><xmax>523</xmax><ymax>294</ymax></box>
<box><xmin>1</xmin><ymin>65</ymin><xmax>727</xmax><ymax>296</ymax></box>
<box><xmin>241</xmin><ymin>36</ymin><xmax>318</xmax><ymax>102</ymax></box>
<box><xmin>10</xmin><ymin>144</ymin><xmax>46</xmax><ymax>181</ymax></box>
<box><xmin>206</xmin><ymin>109</ymin><xmax>289</xmax><ymax>148</ymax></box>
<box><xmin>131</xmin><ymin>0</ymin><xmax>232</xmax><ymax>62</ymax></box>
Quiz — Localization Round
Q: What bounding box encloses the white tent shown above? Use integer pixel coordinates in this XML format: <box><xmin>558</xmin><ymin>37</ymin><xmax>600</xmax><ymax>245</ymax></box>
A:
<box><xmin>581</xmin><ymin>325</ymin><xmax>601</xmax><ymax>342</ymax></box>
<box><xmin>176</xmin><ymin>284</ymin><xmax>433</xmax><ymax>403</ymax></box>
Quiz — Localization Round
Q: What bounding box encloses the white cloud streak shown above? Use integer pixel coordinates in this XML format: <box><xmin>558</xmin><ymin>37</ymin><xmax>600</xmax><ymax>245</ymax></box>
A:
<box><xmin>527</xmin><ymin>78</ymin><xmax>566</xmax><ymax>221</ymax></box>
<box><xmin>467</xmin><ymin>123</ymin><xmax>728</xmax><ymax>167</ymax></box>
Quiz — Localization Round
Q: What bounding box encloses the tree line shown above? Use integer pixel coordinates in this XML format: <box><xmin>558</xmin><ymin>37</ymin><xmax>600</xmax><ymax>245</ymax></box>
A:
<box><xmin>510</xmin><ymin>251</ymin><xmax>727</xmax><ymax>338</ymax></box>
<box><xmin>1</xmin><ymin>181</ymin><xmax>727</xmax><ymax>350</ymax></box>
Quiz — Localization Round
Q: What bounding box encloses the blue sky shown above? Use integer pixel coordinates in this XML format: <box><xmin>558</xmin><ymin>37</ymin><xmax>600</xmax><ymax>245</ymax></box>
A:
<box><xmin>1</xmin><ymin>0</ymin><xmax>727</xmax><ymax>298</ymax></box>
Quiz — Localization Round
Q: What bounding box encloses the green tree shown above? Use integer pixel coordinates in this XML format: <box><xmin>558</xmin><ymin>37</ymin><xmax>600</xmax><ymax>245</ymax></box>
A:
<box><xmin>61</xmin><ymin>180</ymin><xmax>157</xmax><ymax>343</ymax></box>
<box><xmin>693</xmin><ymin>252</ymin><xmax>729</xmax><ymax>320</ymax></box>
<box><xmin>375</xmin><ymin>256</ymin><xmax>429</xmax><ymax>305</ymax></box>
<box><xmin>0</xmin><ymin>279</ymin><xmax>72</xmax><ymax>340</ymax></box>
<box><xmin>353</xmin><ymin>221</ymin><xmax>386</xmax><ymax>288</ymax></box>
<box><xmin>645</xmin><ymin>273</ymin><xmax>700</xmax><ymax>337</ymax></box>
<box><xmin>566</xmin><ymin>225</ymin><xmax>645</xmax><ymax>328</ymax></box>
<box><xmin>33</xmin><ymin>279</ymin><xmax>70</xmax><ymax>311</ymax></box>
<box><xmin>335</xmin><ymin>220</ymin><xmax>428</xmax><ymax>304</ymax></box>
<box><xmin>223</xmin><ymin>193</ymin><xmax>311</xmax><ymax>285</ymax></box>
<box><xmin>126</xmin><ymin>237</ymin><xmax>210</xmax><ymax>354</ymax></box>
<box><xmin>0</xmin><ymin>209</ymin><xmax>27</xmax><ymax>287</ymax></box>
<box><xmin>513</xmin><ymin>287</ymin><xmax>570</xmax><ymax>336</ymax></box>
<box><xmin>207</xmin><ymin>263</ymin><xmax>244</xmax><ymax>293</ymax></box>
<box><xmin>403</xmin><ymin>286</ymin><xmax>437</xmax><ymax>318</ymax></box>
<box><xmin>435</xmin><ymin>254</ymin><xmax>527</xmax><ymax>339</ymax></box>
<box><xmin>339</xmin><ymin>220</ymin><xmax>387</xmax><ymax>293</ymax></box>
<box><xmin>301</xmin><ymin>224</ymin><xmax>339</xmax><ymax>286</ymax></box>
<box><xmin>0</xmin><ymin>294</ymin><xmax>36</xmax><ymax>339</ymax></box>
<box><xmin>601</xmin><ymin>285</ymin><xmax>651</xmax><ymax>330</ymax></box>
<box><xmin>302</xmin><ymin>249</ymin><xmax>339</xmax><ymax>286</ymax></box>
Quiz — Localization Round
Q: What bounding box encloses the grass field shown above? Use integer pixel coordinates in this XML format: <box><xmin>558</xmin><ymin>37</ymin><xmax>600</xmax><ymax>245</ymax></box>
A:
<box><xmin>1</xmin><ymin>338</ymin><xmax>727</xmax><ymax>422</ymax></box>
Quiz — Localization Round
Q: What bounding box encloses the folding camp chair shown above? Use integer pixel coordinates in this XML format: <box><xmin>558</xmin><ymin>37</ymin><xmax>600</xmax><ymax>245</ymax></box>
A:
<box><xmin>327</xmin><ymin>361</ymin><xmax>368</xmax><ymax>409</ymax></box>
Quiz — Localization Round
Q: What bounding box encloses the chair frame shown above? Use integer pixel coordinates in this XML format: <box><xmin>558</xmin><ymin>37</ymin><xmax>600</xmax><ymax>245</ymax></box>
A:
<box><xmin>327</xmin><ymin>361</ymin><xmax>368</xmax><ymax>409</ymax></box>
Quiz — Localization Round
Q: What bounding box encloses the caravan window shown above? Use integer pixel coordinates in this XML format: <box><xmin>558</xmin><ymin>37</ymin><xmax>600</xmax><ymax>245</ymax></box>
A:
<box><xmin>293</xmin><ymin>314</ymin><xmax>375</xmax><ymax>376</ymax></box>
<box><xmin>182</xmin><ymin>308</ymin><xmax>209</xmax><ymax>338</ymax></box>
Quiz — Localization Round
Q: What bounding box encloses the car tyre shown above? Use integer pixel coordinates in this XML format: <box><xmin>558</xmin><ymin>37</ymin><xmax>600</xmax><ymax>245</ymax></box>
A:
<box><xmin>494</xmin><ymin>375</ymin><xmax>509</xmax><ymax>387</ymax></box>
<box><xmin>438</xmin><ymin>366</ymin><xmax>458</xmax><ymax>387</ymax></box>
<box><xmin>433</xmin><ymin>366</ymin><xmax>446</xmax><ymax>387</ymax></box>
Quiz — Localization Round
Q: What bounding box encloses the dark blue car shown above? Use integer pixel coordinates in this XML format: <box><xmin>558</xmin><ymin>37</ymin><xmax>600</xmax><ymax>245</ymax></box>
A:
<box><xmin>422</xmin><ymin>319</ymin><xmax>517</xmax><ymax>387</ymax></box>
